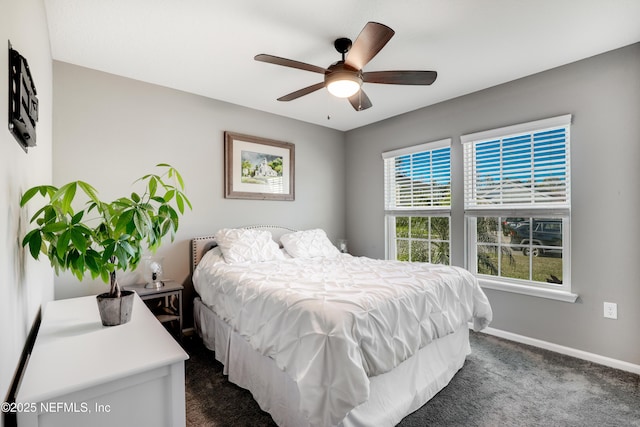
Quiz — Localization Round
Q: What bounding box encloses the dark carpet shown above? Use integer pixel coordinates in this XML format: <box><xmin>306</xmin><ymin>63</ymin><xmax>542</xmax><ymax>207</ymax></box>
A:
<box><xmin>183</xmin><ymin>331</ymin><xmax>640</xmax><ymax>426</ymax></box>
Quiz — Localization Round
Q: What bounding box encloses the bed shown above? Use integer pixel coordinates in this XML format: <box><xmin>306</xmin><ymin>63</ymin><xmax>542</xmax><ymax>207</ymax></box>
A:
<box><xmin>191</xmin><ymin>226</ymin><xmax>492</xmax><ymax>427</ymax></box>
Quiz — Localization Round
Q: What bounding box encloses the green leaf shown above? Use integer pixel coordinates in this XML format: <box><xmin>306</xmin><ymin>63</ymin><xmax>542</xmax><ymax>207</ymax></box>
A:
<box><xmin>76</xmin><ymin>223</ymin><xmax>93</xmax><ymax>236</ymax></box>
<box><xmin>29</xmin><ymin>205</ymin><xmax>49</xmax><ymax>224</ymax></box>
<box><xmin>173</xmin><ymin>169</ymin><xmax>185</xmax><ymax>190</ymax></box>
<box><xmin>86</xmin><ymin>201</ymin><xmax>98</xmax><ymax>214</ymax></box>
<box><xmin>22</xmin><ymin>229</ymin><xmax>38</xmax><ymax>247</ymax></box>
<box><xmin>57</xmin><ymin>230</ymin><xmax>71</xmax><ymax>260</ymax></box>
<box><xmin>70</xmin><ymin>228</ymin><xmax>87</xmax><ymax>253</ymax></box>
<box><xmin>42</xmin><ymin>222</ymin><xmax>69</xmax><ymax>233</ymax></box>
<box><xmin>71</xmin><ymin>251</ymin><xmax>85</xmax><ymax>273</ymax></box>
<box><xmin>131</xmin><ymin>192</ymin><xmax>140</xmax><ymax>203</ymax></box>
<box><xmin>181</xmin><ymin>193</ymin><xmax>192</xmax><ymax>210</ymax></box>
<box><xmin>133</xmin><ymin>210</ymin><xmax>153</xmax><ymax>237</ymax></box>
<box><xmin>77</xmin><ymin>181</ymin><xmax>100</xmax><ymax>205</ymax></box>
<box><xmin>114</xmin><ymin>198</ymin><xmax>134</xmax><ymax>208</ymax></box>
<box><xmin>168</xmin><ymin>206</ymin><xmax>179</xmax><ymax>223</ymax></box>
<box><xmin>138</xmin><ymin>202</ymin><xmax>153</xmax><ymax>211</ymax></box>
<box><xmin>21</xmin><ymin>185</ymin><xmax>58</xmax><ymax>207</ymax></box>
<box><xmin>62</xmin><ymin>183</ymin><xmax>78</xmax><ymax>215</ymax></box>
<box><xmin>160</xmin><ymin>220</ymin><xmax>171</xmax><ymax>237</ymax></box>
<box><xmin>133</xmin><ymin>211</ymin><xmax>143</xmax><ymax>236</ymax></box>
<box><xmin>27</xmin><ymin>231</ymin><xmax>42</xmax><ymax>260</ymax></box>
<box><xmin>164</xmin><ymin>189</ymin><xmax>175</xmax><ymax>202</ymax></box>
<box><xmin>149</xmin><ymin>177</ymin><xmax>157</xmax><ymax>197</ymax></box>
<box><xmin>71</xmin><ymin>211</ymin><xmax>84</xmax><ymax>225</ymax></box>
<box><xmin>102</xmin><ymin>242</ymin><xmax>115</xmax><ymax>263</ymax></box>
<box><xmin>100</xmin><ymin>268</ymin><xmax>110</xmax><ymax>283</ymax></box>
<box><xmin>176</xmin><ymin>193</ymin><xmax>185</xmax><ymax>214</ymax></box>
<box><xmin>119</xmin><ymin>240</ymin><xmax>136</xmax><ymax>257</ymax></box>
<box><xmin>54</xmin><ymin>182</ymin><xmax>77</xmax><ymax>215</ymax></box>
<box><xmin>20</xmin><ymin>186</ymin><xmax>44</xmax><ymax>207</ymax></box>
<box><xmin>169</xmin><ymin>210</ymin><xmax>179</xmax><ymax>237</ymax></box>
<box><xmin>43</xmin><ymin>206</ymin><xmax>57</xmax><ymax>223</ymax></box>
<box><xmin>67</xmin><ymin>251</ymin><xmax>84</xmax><ymax>281</ymax></box>
<box><xmin>115</xmin><ymin>210</ymin><xmax>135</xmax><ymax>234</ymax></box>
<box><xmin>114</xmin><ymin>246</ymin><xmax>128</xmax><ymax>269</ymax></box>
<box><xmin>85</xmin><ymin>251</ymin><xmax>99</xmax><ymax>273</ymax></box>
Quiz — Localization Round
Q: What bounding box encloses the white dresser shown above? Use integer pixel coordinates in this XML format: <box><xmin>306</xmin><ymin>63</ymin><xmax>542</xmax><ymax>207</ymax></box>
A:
<box><xmin>16</xmin><ymin>293</ymin><xmax>189</xmax><ymax>427</ymax></box>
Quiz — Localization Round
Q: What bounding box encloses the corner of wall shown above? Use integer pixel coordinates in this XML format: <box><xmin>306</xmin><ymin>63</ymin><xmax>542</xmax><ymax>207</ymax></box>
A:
<box><xmin>0</xmin><ymin>0</ymin><xmax>54</xmax><ymax>401</ymax></box>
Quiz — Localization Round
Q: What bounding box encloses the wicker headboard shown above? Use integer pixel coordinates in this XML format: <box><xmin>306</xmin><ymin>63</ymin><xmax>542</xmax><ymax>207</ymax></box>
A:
<box><xmin>190</xmin><ymin>225</ymin><xmax>298</xmax><ymax>271</ymax></box>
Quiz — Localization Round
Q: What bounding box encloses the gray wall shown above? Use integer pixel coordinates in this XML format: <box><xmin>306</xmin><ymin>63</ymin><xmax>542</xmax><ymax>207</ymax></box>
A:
<box><xmin>52</xmin><ymin>62</ymin><xmax>346</xmax><ymax>325</ymax></box>
<box><xmin>0</xmin><ymin>0</ymin><xmax>54</xmax><ymax>403</ymax></box>
<box><xmin>345</xmin><ymin>43</ymin><xmax>640</xmax><ymax>366</ymax></box>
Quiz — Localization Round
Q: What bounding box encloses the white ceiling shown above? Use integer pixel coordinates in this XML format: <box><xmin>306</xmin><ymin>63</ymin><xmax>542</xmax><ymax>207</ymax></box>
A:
<box><xmin>44</xmin><ymin>0</ymin><xmax>640</xmax><ymax>132</ymax></box>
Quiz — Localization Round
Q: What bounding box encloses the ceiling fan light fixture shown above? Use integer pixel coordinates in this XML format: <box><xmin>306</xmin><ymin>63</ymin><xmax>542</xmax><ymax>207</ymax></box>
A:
<box><xmin>256</xmin><ymin>22</ymin><xmax>436</xmax><ymax>112</ymax></box>
<box><xmin>325</xmin><ymin>71</ymin><xmax>362</xmax><ymax>98</ymax></box>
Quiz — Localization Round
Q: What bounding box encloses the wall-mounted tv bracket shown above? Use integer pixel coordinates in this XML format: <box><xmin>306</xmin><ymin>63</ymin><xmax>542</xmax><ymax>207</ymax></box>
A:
<box><xmin>8</xmin><ymin>40</ymin><xmax>39</xmax><ymax>153</ymax></box>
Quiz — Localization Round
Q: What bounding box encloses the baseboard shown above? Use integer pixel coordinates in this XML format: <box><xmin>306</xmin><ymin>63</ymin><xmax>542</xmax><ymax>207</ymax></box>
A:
<box><xmin>477</xmin><ymin>326</ymin><xmax>640</xmax><ymax>375</ymax></box>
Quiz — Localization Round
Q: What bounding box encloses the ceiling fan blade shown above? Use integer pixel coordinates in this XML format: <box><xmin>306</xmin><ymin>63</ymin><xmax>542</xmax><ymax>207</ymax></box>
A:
<box><xmin>277</xmin><ymin>82</ymin><xmax>325</xmax><ymax>101</ymax></box>
<box><xmin>348</xmin><ymin>90</ymin><xmax>372</xmax><ymax>111</ymax></box>
<box><xmin>363</xmin><ymin>70</ymin><xmax>438</xmax><ymax>85</ymax></box>
<box><xmin>255</xmin><ymin>54</ymin><xmax>327</xmax><ymax>74</ymax></box>
<box><xmin>345</xmin><ymin>22</ymin><xmax>395</xmax><ymax>70</ymax></box>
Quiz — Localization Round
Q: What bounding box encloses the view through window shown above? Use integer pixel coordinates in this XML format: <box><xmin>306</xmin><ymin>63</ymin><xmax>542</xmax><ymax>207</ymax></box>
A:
<box><xmin>383</xmin><ymin>139</ymin><xmax>451</xmax><ymax>265</ymax></box>
<box><xmin>462</xmin><ymin>115</ymin><xmax>572</xmax><ymax>296</ymax></box>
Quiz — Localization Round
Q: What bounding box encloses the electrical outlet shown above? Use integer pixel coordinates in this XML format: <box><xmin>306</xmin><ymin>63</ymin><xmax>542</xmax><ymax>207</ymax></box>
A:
<box><xmin>603</xmin><ymin>302</ymin><xmax>618</xmax><ymax>319</ymax></box>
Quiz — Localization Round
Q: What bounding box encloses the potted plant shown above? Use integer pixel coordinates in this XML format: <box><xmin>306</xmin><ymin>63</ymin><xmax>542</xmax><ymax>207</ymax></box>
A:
<box><xmin>20</xmin><ymin>163</ymin><xmax>191</xmax><ymax>326</ymax></box>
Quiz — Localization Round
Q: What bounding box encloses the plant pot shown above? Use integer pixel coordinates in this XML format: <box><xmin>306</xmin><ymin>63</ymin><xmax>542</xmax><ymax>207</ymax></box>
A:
<box><xmin>96</xmin><ymin>290</ymin><xmax>135</xmax><ymax>326</ymax></box>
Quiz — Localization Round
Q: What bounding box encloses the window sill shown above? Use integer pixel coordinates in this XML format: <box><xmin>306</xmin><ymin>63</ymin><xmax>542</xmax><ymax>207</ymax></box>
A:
<box><xmin>479</xmin><ymin>278</ymin><xmax>578</xmax><ymax>303</ymax></box>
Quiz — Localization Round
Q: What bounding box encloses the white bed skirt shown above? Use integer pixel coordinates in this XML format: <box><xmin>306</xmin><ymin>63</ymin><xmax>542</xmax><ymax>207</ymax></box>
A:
<box><xmin>194</xmin><ymin>297</ymin><xmax>470</xmax><ymax>427</ymax></box>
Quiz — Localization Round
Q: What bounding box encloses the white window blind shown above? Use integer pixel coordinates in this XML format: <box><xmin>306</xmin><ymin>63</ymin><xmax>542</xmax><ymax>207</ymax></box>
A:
<box><xmin>383</xmin><ymin>139</ymin><xmax>451</xmax><ymax>211</ymax></box>
<box><xmin>462</xmin><ymin>115</ymin><xmax>571</xmax><ymax>212</ymax></box>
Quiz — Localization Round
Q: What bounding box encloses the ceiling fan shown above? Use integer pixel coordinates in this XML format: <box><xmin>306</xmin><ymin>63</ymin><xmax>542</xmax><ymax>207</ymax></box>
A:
<box><xmin>254</xmin><ymin>22</ymin><xmax>437</xmax><ymax>111</ymax></box>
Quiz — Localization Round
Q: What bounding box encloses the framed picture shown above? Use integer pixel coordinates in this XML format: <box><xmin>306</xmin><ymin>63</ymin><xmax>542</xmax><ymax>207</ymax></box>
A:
<box><xmin>224</xmin><ymin>132</ymin><xmax>295</xmax><ymax>200</ymax></box>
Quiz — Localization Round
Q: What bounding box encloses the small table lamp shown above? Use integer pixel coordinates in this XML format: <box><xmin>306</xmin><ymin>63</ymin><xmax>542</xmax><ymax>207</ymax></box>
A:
<box><xmin>143</xmin><ymin>256</ymin><xmax>165</xmax><ymax>289</ymax></box>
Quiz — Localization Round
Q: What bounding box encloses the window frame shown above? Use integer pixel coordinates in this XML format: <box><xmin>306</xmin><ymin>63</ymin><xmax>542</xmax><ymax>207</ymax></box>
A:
<box><xmin>382</xmin><ymin>139</ymin><xmax>452</xmax><ymax>264</ymax></box>
<box><xmin>461</xmin><ymin>115</ymin><xmax>576</xmax><ymax>302</ymax></box>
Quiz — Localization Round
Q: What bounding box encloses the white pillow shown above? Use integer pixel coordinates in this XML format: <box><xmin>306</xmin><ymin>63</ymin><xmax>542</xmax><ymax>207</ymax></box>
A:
<box><xmin>280</xmin><ymin>229</ymin><xmax>340</xmax><ymax>259</ymax></box>
<box><xmin>214</xmin><ymin>228</ymin><xmax>284</xmax><ymax>264</ymax></box>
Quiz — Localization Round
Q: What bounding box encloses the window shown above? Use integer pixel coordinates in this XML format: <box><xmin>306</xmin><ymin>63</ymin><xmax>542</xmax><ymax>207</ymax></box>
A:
<box><xmin>383</xmin><ymin>139</ymin><xmax>451</xmax><ymax>264</ymax></box>
<box><xmin>462</xmin><ymin>115</ymin><xmax>575</xmax><ymax>301</ymax></box>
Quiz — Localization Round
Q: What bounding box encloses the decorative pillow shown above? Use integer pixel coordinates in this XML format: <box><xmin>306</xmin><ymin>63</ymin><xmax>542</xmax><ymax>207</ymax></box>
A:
<box><xmin>214</xmin><ymin>228</ymin><xmax>284</xmax><ymax>264</ymax></box>
<box><xmin>280</xmin><ymin>229</ymin><xmax>340</xmax><ymax>259</ymax></box>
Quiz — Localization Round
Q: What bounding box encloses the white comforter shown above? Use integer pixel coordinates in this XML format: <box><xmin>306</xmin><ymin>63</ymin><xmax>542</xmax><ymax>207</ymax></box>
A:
<box><xmin>193</xmin><ymin>250</ymin><xmax>492</xmax><ymax>426</ymax></box>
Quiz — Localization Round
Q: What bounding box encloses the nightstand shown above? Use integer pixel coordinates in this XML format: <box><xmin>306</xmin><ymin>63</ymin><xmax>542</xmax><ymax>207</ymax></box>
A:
<box><xmin>124</xmin><ymin>280</ymin><xmax>183</xmax><ymax>341</ymax></box>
